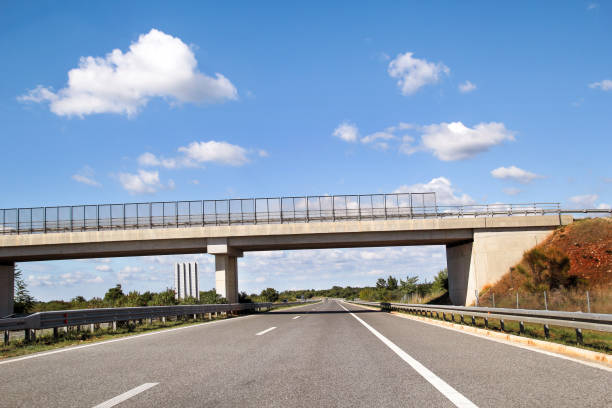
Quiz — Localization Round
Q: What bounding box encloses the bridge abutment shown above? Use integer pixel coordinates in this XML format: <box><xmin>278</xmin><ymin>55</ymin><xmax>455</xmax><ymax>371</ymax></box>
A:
<box><xmin>446</xmin><ymin>227</ymin><xmax>557</xmax><ymax>306</ymax></box>
<box><xmin>0</xmin><ymin>262</ymin><xmax>14</xmax><ymax>317</ymax></box>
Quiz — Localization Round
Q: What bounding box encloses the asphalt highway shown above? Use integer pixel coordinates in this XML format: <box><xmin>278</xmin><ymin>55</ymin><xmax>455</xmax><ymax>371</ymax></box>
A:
<box><xmin>0</xmin><ymin>300</ymin><xmax>610</xmax><ymax>407</ymax></box>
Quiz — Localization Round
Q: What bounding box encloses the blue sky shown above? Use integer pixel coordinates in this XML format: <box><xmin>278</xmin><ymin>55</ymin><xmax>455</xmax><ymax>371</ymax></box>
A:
<box><xmin>1</xmin><ymin>1</ymin><xmax>610</xmax><ymax>301</ymax></box>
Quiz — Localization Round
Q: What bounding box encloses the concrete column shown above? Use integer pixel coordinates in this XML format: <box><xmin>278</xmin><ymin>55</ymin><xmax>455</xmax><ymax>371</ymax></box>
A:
<box><xmin>446</xmin><ymin>227</ymin><xmax>556</xmax><ymax>306</ymax></box>
<box><xmin>215</xmin><ymin>254</ymin><xmax>238</xmax><ymax>304</ymax></box>
<box><xmin>0</xmin><ymin>262</ymin><xmax>15</xmax><ymax>317</ymax></box>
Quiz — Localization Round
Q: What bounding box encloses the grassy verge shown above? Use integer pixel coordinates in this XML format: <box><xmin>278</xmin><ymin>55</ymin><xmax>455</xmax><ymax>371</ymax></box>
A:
<box><xmin>1</xmin><ymin>314</ymin><xmax>234</xmax><ymax>360</ymax></box>
<box><xmin>354</xmin><ymin>302</ymin><xmax>612</xmax><ymax>354</ymax></box>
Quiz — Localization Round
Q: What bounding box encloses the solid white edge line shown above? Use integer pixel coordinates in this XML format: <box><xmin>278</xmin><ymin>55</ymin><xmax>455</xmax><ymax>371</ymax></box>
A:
<box><xmin>337</xmin><ymin>301</ymin><xmax>478</xmax><ymax>408</ymax></box>
<box><xmin>92</xmin><ymin>382</ymin><xmax>158</xmax><ymax>408</ymax></box>
<box><xmin>256</xmin><ymin>327</ymin><xmax>277</xmax><ymax>336</ymax></box>
<box><xmin>1</xmin><ymin>302</ymin><xmax>319</xmax><ymax>366</ymax></box>
<box><xmin>346</xmin><ymin>301</ymin><xmax>612</xmax><ymax>373</ymax></box>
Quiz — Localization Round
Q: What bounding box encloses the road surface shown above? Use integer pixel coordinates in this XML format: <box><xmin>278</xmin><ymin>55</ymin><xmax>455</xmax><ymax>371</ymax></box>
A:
<box><xmin>0</xmin><ymin>300</ymin><xmax>610</xmax><ymax>407</ymax></box>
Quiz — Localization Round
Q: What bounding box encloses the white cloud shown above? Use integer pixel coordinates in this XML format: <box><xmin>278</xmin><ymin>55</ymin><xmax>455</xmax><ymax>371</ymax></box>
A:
<box><xmin>589</xmin><ymin>79</ymin><xmax>612</xmax><ymax>91</ymax></box>
<box><xmin>95</xmin><ymin>265</ymin><xmax>112</xmax><ymax>272</ymax></box>
<box><xmin>18</xmin><ymin>28</ymin><xmax>237</xmax><ymax>117</ymax></box>
<box><xmin>118</xmin><ymin>169</ymin><xmax>171</xmax><ymax>194</ymax></box>
<box><xmin>458</xmin><ymin>80</ymin><xmax>477</xmax><ymax>93</ymax></box>
<box><xmin>587</xmin><ymin>3</ymin><xmax>599</xmax><ymax>10</ymax></box>
<box><xmin>503</xmin><ymin>187</ymin><xmax>521</xmax><ymax>196</ymax></box>
<box><xmin>333</xmin><ymin>121</ymin><xmax>359</xmax><ymax>142</ymax></box>
<box><xmin>569</xmin><ymin>194</ymin><xmax>599</xmax><ymax>208</ymax></box>
<box><xmin>387</xmin><ymin>52</ymin><xmax>449</xmax><ymax>95</ymax></box>
<box><xmin>491</xmin><ymin>166</ymin><xmax>542</xmax><ymax>184</ymax></box>
<box><xmin>140</xmin><ymin>140</ymin><xmax>261</xmax><ymax>170</ymax></box>
<box><xmin>360</xmin><ymin>131</ymin><xmax>395</xmax><ymax>144</ymax></box>
<box><xmin>569</xmin><ymin>194</ymin><xmax>610</xmax><ymax>209</ymax></box>
<box><xmin>138</xmin><ymin>152</ymin><xmax>178</xmax><ymax>169</ymax></box>
<box><xmin>394</xmin><ymin>177</ymin><xmax>474</xmax><ymax>206</ymax></box>
<box><xmin>178</xmin><ymin>141</ymin><xmax>249</xmax><ymax>166</ymax></box>
<box><xmin>71</xmin><ymin>166</ymin><xmax>101</xmax><ymax>187</ymax></box>
<box><xmin>420</xmin><ymin>121</ymin><xmax>515</xmax><ymax>161</ymax></box>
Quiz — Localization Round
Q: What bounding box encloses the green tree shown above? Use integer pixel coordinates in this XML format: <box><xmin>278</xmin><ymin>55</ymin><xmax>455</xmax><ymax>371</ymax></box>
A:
<box><xmin>13</xmin><ymin>267</ymin><xmax>35</xmax><ymax>314</ymax></box>
<box><xmin>199</xmin><ymin>289</ymin><xmax>226</xmax><ymax>304</ymax></box>
<box><xmin>400</xmin><ymin>276</ymin><xmax>419</xmax><ymax>295</ymax></box>
<box><xmin>149</xmin><ymin>289</ymin><xmax>177</xmax><ymax>306</ymax></box>
<box><xmin>431</xmin><ymin>269</ymin><xmax>449</xmax><ymax>293</ymax></box>
<box><xmin>376</xmin><ymin>278</ymin><xmax>387</xmax><ymax>289</ymax></box>
<box><xmin>103</xmin><ymin>284</ymin><xmax>125</xmax><ymax>304</ymax></box>
<box><xmin>359</xmin><ymin>287</ymin><xmax>376</xmax><ymax>301</ymax></box>
<box><xmin>386</xmin><ymin>276</ymin><xmax>398</xmax><ymax>290</ymax></box>
<box><xmin>260</xmin><ymin>287</ymin><xmax>279</xmax><ymax>302</ymax></box>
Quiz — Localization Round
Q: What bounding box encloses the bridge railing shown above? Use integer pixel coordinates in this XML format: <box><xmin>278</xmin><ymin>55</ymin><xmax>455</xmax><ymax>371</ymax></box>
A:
<box><xmin>1</xmin><ymin>192</ymin><xmax>607</xmax><ymax>235</ymax></box>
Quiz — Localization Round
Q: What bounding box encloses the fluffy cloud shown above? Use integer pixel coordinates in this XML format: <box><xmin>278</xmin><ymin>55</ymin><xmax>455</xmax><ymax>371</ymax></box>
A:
<box><xmin>491</xmin><ymin>166</ymin><xmax>542</xmax><ymax>184</ymax></box>
<box><xmin>336</xmin><ymin>120</ymin><xmax>514</xmax><ymax>161</ymax></box>
<box><xmin>394</xmin><ymin>177</ymin><xmax>474</xmax><ymax>206</ymax></box>
<box><xmin>28</xmin><ymin>271</ymin><xmax>103</xmax><ymax>287</ymax></box>
<box><xmin>333</xmin><ymin>122</ymin><xmax>359</xmax><ymax>142</ymax></box>
<box><xmin>139</xmin><ymin>140</ymin><xmax>260</xmax><ymax>170</ymax></box>
<box><xmin>95</xmin><ymin>265</ymin><xmax>112</xmax><ymax>272</ymax></box>
<box><xmin>419</xmin><ymin>121</ymin><xmax>515</xmax><ymax>161</ymax></box>
<box><xmin>71</xmin><ymin>166</ymin><xmax>101</xmax><ymax>187</ymax></box>
<box><xmin>118</xmin><ymin>169</ymin><xmax>173</xmax><ymax>194</ymax></box>
<box><xmin>589</xmin><ymin>79</ymin><xmax>612</xmax><ymax>91</ymax></box>
<box><xmin>458</xmin><ymin>80</ymin><xmax>477</xmax><ymax>93</ymax></box>
<box><xmin>388</xmin><ymin>52</ymin><xmax>449</xmax><ymax>95</ymax></box>
<box><xmin>178</xmin><ymin>141</ymin><xmax>249</xmax><ymax>166</ymax></box>
<box><xmin>569</xmin><ymin>194</ymin><xmax>610</xmax><ymax>209</ymax></box>
<box><xmin>18</xmin><ymin>29</ymin><xmax>237</xmax><ymax>117</ymax></box>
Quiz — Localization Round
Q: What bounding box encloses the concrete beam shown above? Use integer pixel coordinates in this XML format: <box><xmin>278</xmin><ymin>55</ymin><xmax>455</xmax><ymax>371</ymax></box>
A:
<box><xmin>0</xmin><ymin>262</ymin><xmax>15</xmax><ymax>317</ymax></box>
<box><xmin>215</xmin><ymin>255</ymin><xmax>238</xmax><ymax>303</ymax></box>
<box><xmin>206</xmin><ymin>238</ymin><xmax>243</xmax><ymax>257</ymax></box>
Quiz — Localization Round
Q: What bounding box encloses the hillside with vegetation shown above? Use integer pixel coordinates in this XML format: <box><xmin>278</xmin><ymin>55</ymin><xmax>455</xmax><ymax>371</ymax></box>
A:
<box><xmin>478</xmin><ymin>218</ymin><xmax>612</xmax><ymax>312</ymax></box>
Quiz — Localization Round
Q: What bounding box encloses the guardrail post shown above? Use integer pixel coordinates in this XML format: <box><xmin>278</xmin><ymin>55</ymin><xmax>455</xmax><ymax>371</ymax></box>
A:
<box><xmin>112</xmin><ymin>321</ymin><xmax>117</xmax><ymax>331</ymax></box>
<box><xmin>519</xmin><ymin>321</ymin><xmax>525</xmax><ymax>334</ymax></box>
<box><xmin>161</xmin><ymin>317</ymin><xmax>166</xmax><ymax>324</ymax></box>
<box><xmin>575</xmin><ymin>329</ymin><xmax>583</xmax><ymax>345</ymax></box>
<box><xmin>53</xmin><ymin>327</ymin><xmax>58</xmax><ymax>340</ymax></box>
<box><xmin>484</xmin><ymin>317</ymin><xmax>489</xmax><ymax>329</ymax></box>
<box><xmin>544</xmin><ymin>324</ymin><xmax>550</xmax><ymax>339</ymax></box>
<box><xmin>90</xmin><ymin>323</ymin><xmax>95</xmax><ymax>333</ymax></box>
<box><xmin>3</xmin><ymin>330</ymin><xmax>8</xmax><ymax>346</ymax></box>
<box><xmin>24</xmin><ymin>329</ymin><xmax>30</xmax><ymax>342</ymax></box>
<box><xmin>460</xmin><ymin>314</ymin><xmax>464</xmax><ymax>324</ymax></box>
<box><xmin>471</xmin><ymin>316</ymin><xmax>476</xmax><ymax>326</ymax></box>
<box><xmin>500</xmin><ymin>320</ymin><xmax>505</xmax><ymax>332</ymax></box>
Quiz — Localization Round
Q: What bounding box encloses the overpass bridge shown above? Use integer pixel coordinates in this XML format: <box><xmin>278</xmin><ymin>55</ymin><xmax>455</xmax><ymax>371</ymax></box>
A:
<box><xmin>1</xmin><ymin>192</ymin><xmax>601</xmax><ymax>315</ymax></box>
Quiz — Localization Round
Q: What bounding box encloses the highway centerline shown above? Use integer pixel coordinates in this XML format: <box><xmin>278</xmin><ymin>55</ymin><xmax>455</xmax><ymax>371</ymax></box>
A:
<box><xmin>256</xmin><ymin>327</ymin><xmax>277</xmax><ymax>336</ymax></box>
<box><xmin>337</xmin><ymin>301</ymin><xmax>478</xmax><ymax>408</ymax></box>
<box><xmin>92</xmin><ymin>383</ymin><xmax>158</xmax><ymax>408</ymax></box>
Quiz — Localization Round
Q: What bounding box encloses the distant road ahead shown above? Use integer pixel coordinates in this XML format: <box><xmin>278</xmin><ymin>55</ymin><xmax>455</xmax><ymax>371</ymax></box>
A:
<box><xmin>0</xmin><ymin>300</ymin><xmax>610</xmax><ymax>407</ymax></box>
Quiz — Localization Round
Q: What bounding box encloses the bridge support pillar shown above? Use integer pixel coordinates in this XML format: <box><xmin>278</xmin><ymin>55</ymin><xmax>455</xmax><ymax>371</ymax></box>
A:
<box><xmin>446</xmin><ymin>227</ymin><xmax>556</xmax><ymax>306</ymax></box>
<box><xmin>208</xmin><ymin>238</ymin><xmax>243</xmax><ymax>304</ymax></box>
<box><xmin>215</xmin><ymin>255</ymin><xmax>239</xmax><ymax>304</ymax></box>
<box><xmin>0</xmin><ymin>262</ymin><xmax>15</xmax><ymax>317</ymax></box>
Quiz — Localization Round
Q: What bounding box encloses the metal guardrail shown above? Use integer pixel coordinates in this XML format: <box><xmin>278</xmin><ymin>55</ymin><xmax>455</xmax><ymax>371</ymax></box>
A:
<box><xmin>0</xmin><ymin>301</ymin><xmax>314</xmax><ymax>332</ymax></box>
<box><xmin>1</xmin><ymin>192</ymin><xmax>592</xmax><ymax>235</ymax></box>
<box><xmin>348</xmin><ymin>300</ymin><xmax>612</xmax><ymax>340</ymax></box>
